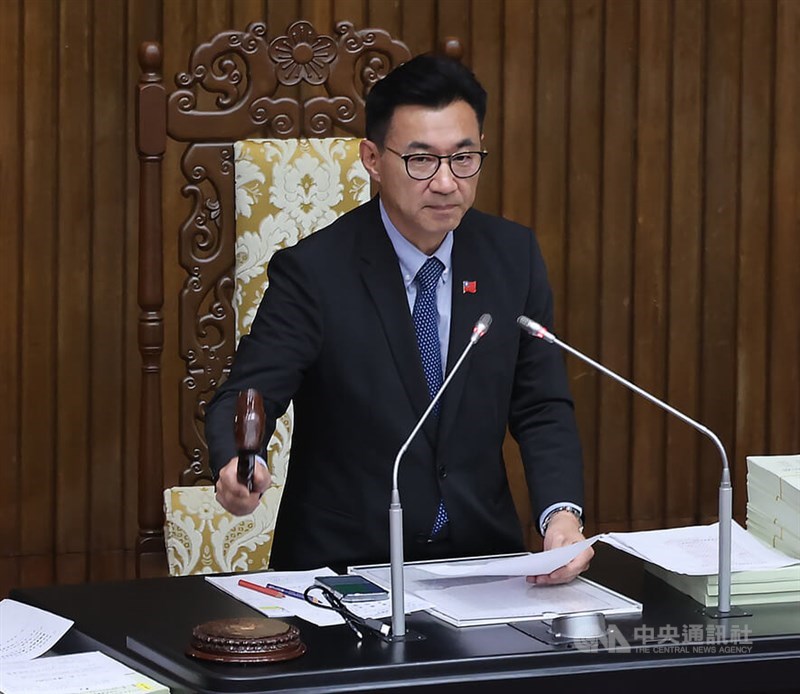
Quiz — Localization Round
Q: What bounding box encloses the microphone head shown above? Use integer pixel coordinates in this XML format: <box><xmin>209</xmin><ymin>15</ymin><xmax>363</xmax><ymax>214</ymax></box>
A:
<box><xmin>517</xmin><ymin>315</ymin><xmax>553</xmax><ymax>342</ymax></box>
<box><xmin>471</xmin><ymin>313</ymin><xmax>492</xmax><ymax>342</ymax></box>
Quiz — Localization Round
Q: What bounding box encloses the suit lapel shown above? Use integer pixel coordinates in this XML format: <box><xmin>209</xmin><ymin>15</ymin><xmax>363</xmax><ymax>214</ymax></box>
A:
<box><xmin>356</xmin><ymin>201</ymin><xmax>436</xmax><ymax>446</ymax></box>
<box><xmin>438</xmin><ymin>218</ymin><xmax>485</xmax><ymax>447</ymax></box>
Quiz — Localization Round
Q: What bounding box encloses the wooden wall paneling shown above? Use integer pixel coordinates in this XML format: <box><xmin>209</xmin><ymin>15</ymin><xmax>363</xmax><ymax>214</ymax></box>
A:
<box><xmin>534</xmin><ymin>0</ymin><xmax>569</xmax><ymax>333</ymax></box>
<box><xmin>232</xmin><ymin>0</ymin><xmax>266</xmax><ymax>29</ymax></box>
<box><xmin>596</xmin><ymin>0</ymin><xmax>636</xmax><ymax>533</ymax></box>
<box><xmin>770</xmin><ymin>0</ymin><xmax>800</xmax><ymax>453</ymax></box>
<box><xmin>499</xmin><ymin>0</ymin><xmax>536</xmax><ymax>543</ymax></box>
<box><xmin>700</xmin><ymin>0</ymin><xmax>741</xmax><ymax>523</ymax></box>
<box><xmin>734</xmin><ymin>0</ymin><xmax>774</xmax><ymax>518</ymax></box>
<box><xmin>501</xmin><ymin>0</ymin><xmax>535</xmax><ymax>227</ymax></box>
<box><xmin>268</xmin><ymin>0</ymin><xmax>303</xmax><ymax>33</ymax></box>
<box><xmin>0</xmin><ymin>0</ymin><xmax>22</xmax><ymax>595</ymax></box>
<box><xmin>162</xmin><ymin>0</ymin><xmax>199</xmax><ymax>488</ymax></box>
<box><xmin>401</xmin><ymin>0</ymin><xmax>436</xmax><ymax>57</ymax></box>
<box><xmin>90</xmin><ymin>0</ymin><xmax>127</xmax><ymax>582</ymax></box>
<box><xmin>197</xmin><ymin>0</ymin><xmax>232</xmax><ymax>40</ymax></box>
<box><xmin>665</xmin><ymin>0</ymin><xmax>704</xmax><ymax>528</ymax></box>
<box><xmin>630</xmin><ymin>0</ymin><xmax>670</xmax><ymax>530</ymax></box>
<box><xmin>471</xmin><ymin>0</ymin><xmax>503</xmax><ymax>216</ymax></box>
<box><xmin>56</xmin><ymin>0</ymin><xmax>93</xmax><ymax>584</ymax></box>
<box><xmin>565</xmin><ymin>0</ymin><xmax>602</xmax><ymax>529</ymax></box>
<box><xmin>333</xmin><ymin>0</ymin><xmax>366</xmax><ymax>26</ymax></box>
<box><xmin>301</xmin><ymin>0</ymin><xmax>332</xmax><ymax>28</ymax></box>
<box><xmin>366</xmin><ymin>0</ymin><xmax>401</xmax><ymax>36</ymax></box>
<box><xmin>19</xmin><ymin>0</ymin><xmax>59</xmax><ymax>588</ymax></box>
<box><xmin>124</xmin><ymin>0</ymin><xmax>161</xmax><ymax>560</ymax></box>
<box><xmin>437</xmin><ymin>0</ymin><xmax>471</xmax><ymax>60</ymax></box>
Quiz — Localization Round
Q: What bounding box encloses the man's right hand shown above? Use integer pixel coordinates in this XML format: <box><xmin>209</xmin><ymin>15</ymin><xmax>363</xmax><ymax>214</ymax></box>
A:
<box><xmin>215</xmin><ymin>456</ymin><xmax>272</xmax><ymax>516</ymax></box>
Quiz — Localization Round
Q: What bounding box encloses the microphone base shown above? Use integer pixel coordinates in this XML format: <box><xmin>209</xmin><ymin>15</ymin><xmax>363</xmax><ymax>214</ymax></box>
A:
<box><xmin>701</xmin><ymin>605</ymin><xmax>751</xmax><ymax>619</ymax></box>
<box><xmin>381</xmin><ymin>628</ymin><xmax>427</xmax><ymax>643</ymax></box>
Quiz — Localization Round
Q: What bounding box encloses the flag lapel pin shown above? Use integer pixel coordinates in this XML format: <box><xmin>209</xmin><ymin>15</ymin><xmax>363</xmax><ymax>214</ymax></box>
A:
<box><xmin>462</xmin><ymin>280</ymin><xmax>477</xmax><ymax>294</ymax></box>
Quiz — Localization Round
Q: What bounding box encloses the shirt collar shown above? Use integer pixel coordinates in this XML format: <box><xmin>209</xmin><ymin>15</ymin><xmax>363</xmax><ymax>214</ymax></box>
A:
<box><xmin>379</xmin><ymin>198</ymin><xmax>453</xmax><ymax>288</ymax></box>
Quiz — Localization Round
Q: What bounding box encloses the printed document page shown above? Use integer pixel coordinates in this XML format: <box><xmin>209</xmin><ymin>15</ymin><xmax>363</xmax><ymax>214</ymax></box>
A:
<box><xmin>0</xmin><ymin>599</ymin><xmax>73</xmax><ymax>662</ymax></box>
<box><xmin>0</xmin><ymin>650</ymin><xmax>169</xmax><ymax>694</ymax></box>
<box><xmin>602</xmin><ymin>521</ymin><xmax>800</xmax><ymax>575</ymax></box>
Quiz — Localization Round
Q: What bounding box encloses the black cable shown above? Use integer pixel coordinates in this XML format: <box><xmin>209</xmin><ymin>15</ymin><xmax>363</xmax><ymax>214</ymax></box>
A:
<box><xmin>303</xmin><ymin>585</ymin><xmax>390</xmax><ymax>640</ymax></box>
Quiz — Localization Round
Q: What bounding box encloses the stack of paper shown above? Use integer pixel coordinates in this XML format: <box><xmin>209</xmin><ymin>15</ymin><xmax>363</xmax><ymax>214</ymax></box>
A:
<box><xmin>602</xmin><ymin>521</ymin><xmax>800</xmax><ymax>608</ymax></box>
<box><xmin>746</xmin><ymin>455</ymin><xmax>800</xmax><ymax>558</ymax></box>
<box><xmin>645</xmin><ymin>563</ymin><xmax>800</xmax><ymax>607</ymax></box>
<box><xmin>0</xmin><ymin>599</ymin><xmax>169</xmax><ymax>694</ymax></box>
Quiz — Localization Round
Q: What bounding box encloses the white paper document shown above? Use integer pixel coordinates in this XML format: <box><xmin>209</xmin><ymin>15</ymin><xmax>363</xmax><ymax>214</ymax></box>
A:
<box><xmin>352</xmin><ymin>559</ymin><xmax>641</xmax><ymax>627</ymax></box>
<box><xmin>413</xmin><ymin>537</ymin><xmax>600</xmax><ymax>578</ymax></box>
<box><xmin>602</xmin><ymin>521</ymin><xmax>800</xmax><ymax>575</ymax></box>
<box><xmin>0</xmin><ymin>650</ymin><xmax>169</xmax><ymax>694</ymax></box>
<box><xmin>206</xmin><ymin>568</ymin><xmax>431</xmax><ymax>627</ymax></box>
<box><xmin>0</xmin><ymin>598</ymin><xmax>74</xmax><ymax>663</ymax></box>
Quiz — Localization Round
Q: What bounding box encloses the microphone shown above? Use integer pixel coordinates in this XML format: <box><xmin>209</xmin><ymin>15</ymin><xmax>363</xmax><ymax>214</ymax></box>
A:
<box><xmin>517</xmin><ymin>315</ymin><xmax>737</xmax><ymax>617</ymax></box>
<box><xmin>389</xmin><ymin>313</ymin><xmax>492</xmax><ymax>639</ymax></box>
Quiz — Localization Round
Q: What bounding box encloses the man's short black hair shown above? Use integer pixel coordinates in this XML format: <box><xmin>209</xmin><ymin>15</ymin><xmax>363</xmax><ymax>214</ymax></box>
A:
<box><xmin>365</xmin><ymin>53</ymin><xmax>487</xmax><ymax>147</ymax></box>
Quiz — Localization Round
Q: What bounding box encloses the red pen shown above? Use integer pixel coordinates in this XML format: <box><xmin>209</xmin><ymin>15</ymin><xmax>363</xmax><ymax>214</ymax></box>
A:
<box><xmin>238</xmin><ymin>579</ymin><xmax>284</xmax><ymax>598</ymax></box>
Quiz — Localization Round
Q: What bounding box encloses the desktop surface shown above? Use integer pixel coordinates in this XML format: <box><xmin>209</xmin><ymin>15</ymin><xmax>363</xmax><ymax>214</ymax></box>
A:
<box><xmin>11</xmin><ymin>546</ymin><xmax>800</xmax><ymax>693</ymax></box>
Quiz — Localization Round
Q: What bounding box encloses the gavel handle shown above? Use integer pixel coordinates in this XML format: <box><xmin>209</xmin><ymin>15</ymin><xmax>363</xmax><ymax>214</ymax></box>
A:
<box><xmin>237</xmin><ymin>452</ymin><xmax>255</xmax><ymax>492</ymax></box>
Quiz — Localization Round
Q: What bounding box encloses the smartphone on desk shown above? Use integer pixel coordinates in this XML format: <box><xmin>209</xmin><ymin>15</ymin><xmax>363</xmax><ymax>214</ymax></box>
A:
<box><xmin>314</xmin><ymin>575</ymin><xmax>389</xmax><ymax>603</ymax></box>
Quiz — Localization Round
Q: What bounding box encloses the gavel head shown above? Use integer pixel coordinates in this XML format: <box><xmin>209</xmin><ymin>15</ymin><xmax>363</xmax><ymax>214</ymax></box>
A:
<box><xmin>234</xmin><ymin>388</ymin><xmax>266</xmax><ymax>454</ymax></box>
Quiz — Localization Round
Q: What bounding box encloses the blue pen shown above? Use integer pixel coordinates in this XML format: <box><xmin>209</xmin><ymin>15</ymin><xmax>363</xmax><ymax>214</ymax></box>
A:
<box><xmin>265</xmin><ymin>583</ymin><xmax>324</xmax><ymax>606</ymax></box>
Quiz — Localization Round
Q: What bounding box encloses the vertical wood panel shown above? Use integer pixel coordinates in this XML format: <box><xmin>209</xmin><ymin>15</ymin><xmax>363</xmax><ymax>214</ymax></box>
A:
<box><xmin>402</xmin><ymin>0</ymin><xmax>435</xmax><ymax>57</ymax></box>
<box><xmin>630</xmin><ymin>0</ymin><xmax>670</xmax><ymax>529</ymax></box>
<box><xmin>534</xmin><ymin>0</ymin><xmax>569</xmax><ymax>330</ymax></box>
<box><xmin>565</xmin><ymin>0</ymin><xmax>603</xmax><ymax>524</ymax></box>
<box><xmin>333</xmin><ymin>0</ymin><xmax>366</xmax><ymax>25</ymax></box>
<box><xmin>19</xmin><ymin>0</ymin><xmax>59</xmax><ymax>587</ymax></box>
<box><xmin>596</xmin><ymin>0</ymin><xmax>636</xmax><ymax>532</ymax></box>
<box><xmin>665</xmin><ymin>0</ymin><xmax>704</xmax><ymax>528</ymax></box>
<box><xmin>501</xmin><ymin>0</ymin><xmax>535</xmax><ymax>225</ymax></box>
<box><xmin>0</xmin><ymin>0</ymin><xmax>22</xmax><ymax>591</ymax></box>
<box><xmin>55</xmin><ymin>0</ymin><xmax>92</xmax><ymax>579</ymax></box>
<box><xmin>700</xmin><ymin>0</ymin><xmax>741</xmax><ymax>522</ymax></box>
<box><xmin>232</xmin><ymin>0</ymin><xmax>265</xmax><ymax>29</ymax></box>
<box><xmin>471</xmin><ymin>0</ymin><xmax>503</xmax><ymax>215</ymax></box>
<box><xmin>735</xmin><ymin>0</ymin><xmax>773</xmax><ymax>520</ymax></box>
<box><xmin>366</xmin><ymin>0</ymin><xmax>401</xmax><ymax>35</ymax></box>
<box><xmin>770</xmin><ymin>0</ymin><xmax>800</xmax><ymax>454</ymax></box>
<box><xmin>90</xmin><ymin>0</ymin><xmax>127</xmax><ymax>582</ymax></box>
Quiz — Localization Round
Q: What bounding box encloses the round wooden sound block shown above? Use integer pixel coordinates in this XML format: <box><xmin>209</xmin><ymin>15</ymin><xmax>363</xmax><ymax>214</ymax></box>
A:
<box><xmin>187</xmin><ymin>617</ymin><xmax>306</xmax><ymax>663</ymax></box>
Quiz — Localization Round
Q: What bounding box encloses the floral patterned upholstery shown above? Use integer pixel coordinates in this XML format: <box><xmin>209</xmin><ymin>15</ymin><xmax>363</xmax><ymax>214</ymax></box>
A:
<box><xmin>163</xmin><ymin>137</ymin><xmax>369</xmax><ymax>575</ymax></box>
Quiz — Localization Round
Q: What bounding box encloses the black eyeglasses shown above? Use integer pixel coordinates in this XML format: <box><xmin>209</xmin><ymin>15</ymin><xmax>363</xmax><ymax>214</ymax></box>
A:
<box><xmin>384</xmin><ymin>146</ymin><xmax>488</xmax><ymax>180</ymax></box>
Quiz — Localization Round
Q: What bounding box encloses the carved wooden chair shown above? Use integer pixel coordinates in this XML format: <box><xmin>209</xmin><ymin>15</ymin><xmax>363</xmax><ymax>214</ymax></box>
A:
<box><xmin>135</xmin><ymin>21</ymin><xmax>461</xmax><ymax>576</ymax></box>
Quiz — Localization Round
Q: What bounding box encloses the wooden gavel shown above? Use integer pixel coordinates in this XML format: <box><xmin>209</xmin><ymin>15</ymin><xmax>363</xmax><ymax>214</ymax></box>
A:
<box><xmin>234</xmin><ymin>389</ymin><xmax>266</xmax><ymax>492</ymax></box>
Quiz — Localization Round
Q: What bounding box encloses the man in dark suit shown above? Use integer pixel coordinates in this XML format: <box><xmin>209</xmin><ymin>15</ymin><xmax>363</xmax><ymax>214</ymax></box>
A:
<box><xmin>207</xmin><ymin>54</ymin><xmax>593</xmax><ymax>581</ymax></box>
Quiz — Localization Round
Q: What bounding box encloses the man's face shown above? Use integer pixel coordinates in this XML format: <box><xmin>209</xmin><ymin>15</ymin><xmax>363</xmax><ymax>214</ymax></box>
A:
<box><xmin>360</xmin><ymin>100</ymin><xmax>483</xmax><ymax>254</ymax></box>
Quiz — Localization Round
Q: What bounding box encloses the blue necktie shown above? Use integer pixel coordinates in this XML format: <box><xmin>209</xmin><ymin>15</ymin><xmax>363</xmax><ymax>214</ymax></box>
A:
<box><xmin>412</xmin><ymin>257</ymin><xmax>448</xmax><ymax>536</ymax></box>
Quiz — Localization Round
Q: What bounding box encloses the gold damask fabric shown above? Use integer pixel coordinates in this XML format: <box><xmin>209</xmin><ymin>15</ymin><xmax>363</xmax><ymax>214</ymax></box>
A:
<box><xmin>163</xmin><ymin>485</ymin><xmax>284</xmax><ymax>575</ymax></box>
<box><xmin>234</xmin><ymin>137</ymin><xmax>369</xmax><ymax>339</ymax></box>
<box><xmin>163</xmin><ymin>138</ymin><xmax>368</xmax><ymax>576</ymax></box>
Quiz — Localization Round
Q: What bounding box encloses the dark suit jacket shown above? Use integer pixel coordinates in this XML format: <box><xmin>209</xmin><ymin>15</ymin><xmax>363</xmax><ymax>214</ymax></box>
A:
<box><xmin>205</xmin><ymin>196</ymin><xmax>583</xmax><ymax>570</ymax></box>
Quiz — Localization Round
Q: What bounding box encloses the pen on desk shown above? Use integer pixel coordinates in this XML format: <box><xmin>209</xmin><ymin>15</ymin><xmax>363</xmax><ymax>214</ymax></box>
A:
<box><xmin>238</xmin><ymin>579</ymin><xmax>284</xmax><ymax>598</ymax></box>
<box><xmin>265</xmin><ymin>583</ymin><xmax>325</xmax><ymax>606</ymax></box>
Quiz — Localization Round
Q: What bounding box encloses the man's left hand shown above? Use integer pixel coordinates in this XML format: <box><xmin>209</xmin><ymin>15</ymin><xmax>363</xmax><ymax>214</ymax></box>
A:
<box><xmin>526</xmin><ymin>510</ymin><xmax>594</xmax><ymax>585</ymax></box>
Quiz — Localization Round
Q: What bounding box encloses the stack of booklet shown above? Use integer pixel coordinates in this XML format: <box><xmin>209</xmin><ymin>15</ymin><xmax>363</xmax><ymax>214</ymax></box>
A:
<box><xmin>646</xmin><ymin>563</ymin><xmax>800</xmax><ymax>608</ymax></box>
<box><xmin>746</xmin><ymin>454</ymin><xmax>800</xmax><ymax>558</ymax></box>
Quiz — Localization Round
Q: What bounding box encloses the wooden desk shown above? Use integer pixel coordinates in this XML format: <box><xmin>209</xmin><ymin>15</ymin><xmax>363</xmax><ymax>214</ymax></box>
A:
<box><xmin>10</xmin><ymin>547</ymin><xmax>800</xmax><ymax>693</ymax></box>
